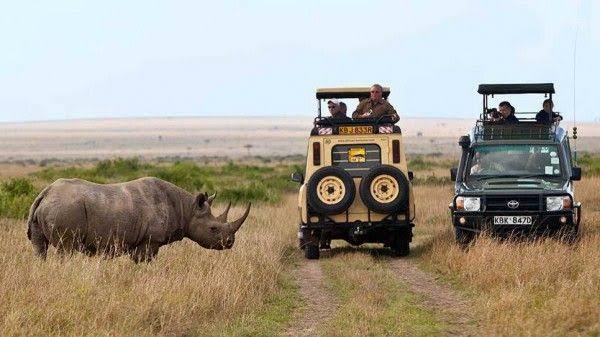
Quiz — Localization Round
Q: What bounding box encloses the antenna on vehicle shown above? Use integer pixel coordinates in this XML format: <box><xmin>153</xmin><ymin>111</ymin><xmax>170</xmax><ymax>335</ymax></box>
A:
<box><xmin>572</xmin><ymin>1</ymin><xmax>580</xmax><ymax>164</ymax></box>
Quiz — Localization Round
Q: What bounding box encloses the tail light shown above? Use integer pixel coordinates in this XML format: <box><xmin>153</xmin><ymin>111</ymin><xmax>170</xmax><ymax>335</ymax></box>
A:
<box><xmin>392</xmin><ymin>140</ymin><xmax>400</xmax><ymax>163</ymax></box>
<box><xmin>312</xmin><ymin>142</ymin><xmax>321</xmax><ymax>166</ymax></box>
<box><xmin>378</xmin><ymin>125</ymin><xmax>393</xmax><ymax>133</ymax></box>
<box><xmin>317</xmin><ymin>127</ymin><xmax>333</xmax><ymax>135</ymax></box>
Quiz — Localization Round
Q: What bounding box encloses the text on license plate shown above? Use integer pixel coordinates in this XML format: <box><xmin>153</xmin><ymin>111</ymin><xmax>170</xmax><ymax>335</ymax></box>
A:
<box><xmin>339</xmin><ymin>126</ymin><xmax>373</xmax><ymax>135</ymax></box>
<box><xmin>493</xmin><ymin>216</ymin><xmax>532</xmax><ymax>225</ymax></box>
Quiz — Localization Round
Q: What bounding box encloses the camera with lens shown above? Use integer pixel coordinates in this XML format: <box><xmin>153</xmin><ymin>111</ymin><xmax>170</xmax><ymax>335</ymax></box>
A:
<box><xmin>487</xmin><ymin>108</ymin><xmax>500</xmax><ymax>119</ymax></box>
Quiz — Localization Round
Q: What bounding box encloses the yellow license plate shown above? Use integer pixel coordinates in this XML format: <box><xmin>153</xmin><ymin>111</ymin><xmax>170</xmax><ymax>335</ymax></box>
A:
<box><xmin>348</xmin><ymin>147</ymin><xmax>366</xmax><ymax>163</ymax></box>
<box><xmin>339</xmin><ymin>126</ymin><xmax>373</xmax><ymax>135</ymax></box>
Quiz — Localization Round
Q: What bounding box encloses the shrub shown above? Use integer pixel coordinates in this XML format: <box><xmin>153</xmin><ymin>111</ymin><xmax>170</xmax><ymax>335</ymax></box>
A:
<box><xmin>0</xmin><ymin>178</ymin><xmax>39</xmax><ymax>219</ymax></box>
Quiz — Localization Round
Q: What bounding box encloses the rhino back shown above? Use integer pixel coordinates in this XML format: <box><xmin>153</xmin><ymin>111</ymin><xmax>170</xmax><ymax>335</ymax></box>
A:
<box><xmin>37</xmin><ymin>177</ymin><xmax>187</xmax><ymax>247</ymax></box>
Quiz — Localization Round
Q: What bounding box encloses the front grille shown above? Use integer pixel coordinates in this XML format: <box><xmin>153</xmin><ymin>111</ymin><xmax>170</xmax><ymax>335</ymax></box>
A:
<box><xmin>485</xmin><ymin>195</ymin><xmax>540</xmax><ymax>211</ymax></box>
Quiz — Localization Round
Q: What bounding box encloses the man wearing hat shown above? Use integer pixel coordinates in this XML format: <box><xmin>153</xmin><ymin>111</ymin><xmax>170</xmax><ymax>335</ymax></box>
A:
<box><xmin>352</xmin><ymin>84</ymin><xmax>399</xmax><ymax>122</ymax></box>
<box><xmin>327</xmin><ymin>99</ymin><xmax>351</xmax><ymax>122</ymax></box>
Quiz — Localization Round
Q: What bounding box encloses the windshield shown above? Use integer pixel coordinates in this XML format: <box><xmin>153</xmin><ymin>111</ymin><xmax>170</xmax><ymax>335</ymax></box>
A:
<box><xmin>467</xmin><ymin>144</ymin><xmax>562</xmax><ymax>180</ymax></box>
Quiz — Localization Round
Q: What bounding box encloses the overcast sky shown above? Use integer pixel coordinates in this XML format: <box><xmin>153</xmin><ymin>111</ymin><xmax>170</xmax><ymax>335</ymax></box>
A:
<box><xmin>1</xmin><ymin>0</ymin><xmax>598</xmax><ymax>123</ymax></box>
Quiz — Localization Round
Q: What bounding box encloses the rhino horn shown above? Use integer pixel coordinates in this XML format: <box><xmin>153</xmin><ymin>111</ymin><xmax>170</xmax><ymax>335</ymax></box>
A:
<box><xmin>216</xmin><ymin>202</ymin><xmax>231</xmax><ymax>222</ymax></box>
<box><xmin>229</xmin><ymin>203</ymin><xmax>251</xmax><ymax>232</ymax></box>
<box><xmin>207</xmin><ymin>192</ymin><xmax>217</xmax><ymax>206</ymax></box>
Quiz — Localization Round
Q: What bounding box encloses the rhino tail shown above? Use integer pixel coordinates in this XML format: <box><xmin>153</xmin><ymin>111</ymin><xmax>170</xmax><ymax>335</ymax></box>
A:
<box><xmin>27</xmin><ymin>185</ymin><xmax>51</xmax><ymax>241</ymax></box>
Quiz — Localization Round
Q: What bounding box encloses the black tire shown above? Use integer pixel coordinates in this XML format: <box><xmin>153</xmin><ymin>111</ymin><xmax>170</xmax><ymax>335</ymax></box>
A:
<box><xmin>391</xmin><ymin>234</ymin><xmax>410</xmax><ymax>257</ymax></box>
<box><xmin>304</xmin><ymin>243</ymin><xmax>320</xmax><ymax>260</ymax></box>
<box><xmin>359</xmin><ymin>165</ymin><xmax>410</xmax><ymax>213</ymax></box>
<box><xmin>455</xmin><ymin>227</ymin><xmax>475</xmax><ymax>247</ymax></box>
<box><xmin>307</xmin><ymin>166</ymin><xmax>356</xmax><ymax>215</ymax></box>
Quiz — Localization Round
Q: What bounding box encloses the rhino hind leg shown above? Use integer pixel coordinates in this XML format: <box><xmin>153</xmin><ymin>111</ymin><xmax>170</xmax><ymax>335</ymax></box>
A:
<box><xmin>29</xmin><ymin>224</ymin><xmax>49</xmax><ymax>259</ymax></box>
<box><xmin>129</xmin><ymin>242</ymin><xmax>160</xmax><ymax>263</ymax></box>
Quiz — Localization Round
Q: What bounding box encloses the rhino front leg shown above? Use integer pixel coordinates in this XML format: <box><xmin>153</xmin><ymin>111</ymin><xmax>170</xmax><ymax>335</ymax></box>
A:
<box><xmin>129</xmin><ymin>242</ymin><xmax>160</xmax><ymax>263</ymax></box>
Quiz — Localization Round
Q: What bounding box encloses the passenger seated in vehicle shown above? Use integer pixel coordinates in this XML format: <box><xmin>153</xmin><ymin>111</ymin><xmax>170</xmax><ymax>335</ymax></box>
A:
<box><xmin>327</xmin><ymin>99</ymin><xmax>352</xmax><ymax>122</ymax></box>
<box><xmin>339</xmin><ymin>102</ymin><xmax>347</xmax><ymax>115</ymax></box>
<box><xmin>493</xmin><ymin>101</ymin><xmax>519</xmax><ymax>124</ymax></box>
<box><xmin>535</xmin><ymin>99</ymin><xmax>563</xmax><ymax>124</ymax></box>
<box><xmin>352</xmin><ymin>84</ymin><xmax>399</xmax><ymax>123</ymax></box>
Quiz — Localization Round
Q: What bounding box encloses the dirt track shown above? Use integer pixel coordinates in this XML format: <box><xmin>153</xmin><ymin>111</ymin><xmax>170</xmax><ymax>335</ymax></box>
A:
<box><xmin>389</xmin><ymin>259</ymin><xmax>476</xmax><ymax>336</ymax></box>
<box><xmin>284</xmin><ymin>261</ymin><xmax>338</xmax><ymax>337</ymax></box>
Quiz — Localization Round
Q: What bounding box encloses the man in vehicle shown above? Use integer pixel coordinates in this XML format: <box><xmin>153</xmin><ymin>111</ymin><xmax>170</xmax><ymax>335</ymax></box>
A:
<box><xmin>327</xmin><ymin>99</ymin><xmax>352</xmax><ymax>122</ymax></box>
<box><xmin>352</xmin><ymin>84</ymin><xmax>399</xmax><ymax>122</ymax></box>
<box><xmin>535</xmin><ymin>99</ymin><xmax>563</xmax><ymax>124</ymax></box>
<box><xmin>494</xmin><ymin>101</ymin><xmax>519</xmax><ymax>124</ymax></box>
<box><xmin>339</xmin><ymin>102</ymin><xmax>347</xmax><ymax>115</ymax></box>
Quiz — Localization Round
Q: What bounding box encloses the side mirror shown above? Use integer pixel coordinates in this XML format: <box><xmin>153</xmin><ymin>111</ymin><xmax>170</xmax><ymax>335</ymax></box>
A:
<box><xmin>291</xmin><ymin>172</ymin><xmax>304</xmax><ymax>184</ymax></box>
<box><xmin>408</xmin><ymin>171</ymin><xmax>414</xmax><ymax>181</ymax></box>
<box><xmin>458</xmin><ymin>135</ymin><xmax>471</xmax><ymax>149</ymax></box>
<box><xmin>450</xmin><ymin>167</ymin><xmax>458</xmax><ymax>182</ymax></box>
<box><xmin>571</xmin><ymin>167</ymin><xmax>582</xmax><ymax>181</ymax></box>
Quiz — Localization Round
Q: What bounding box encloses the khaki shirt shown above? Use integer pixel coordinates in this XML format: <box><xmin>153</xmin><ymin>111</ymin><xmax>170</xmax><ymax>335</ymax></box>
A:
<box><xmin>352</xmin><ymin>99</ymin><xmax>399</xmax><ymax>122</ymax></box>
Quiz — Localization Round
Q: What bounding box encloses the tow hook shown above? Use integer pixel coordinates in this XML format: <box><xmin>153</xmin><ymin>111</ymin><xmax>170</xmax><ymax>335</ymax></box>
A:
<box><xmin>352</xmin><ymin>224</ymin><xmax>370</xmax><ymax>236</ymax></box>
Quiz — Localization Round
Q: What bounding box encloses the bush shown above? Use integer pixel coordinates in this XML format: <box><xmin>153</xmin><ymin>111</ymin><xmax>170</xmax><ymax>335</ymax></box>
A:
<box><xmin>29</xmin><ymin>158</ymin><xmax>300</xmax><ymax>210</ymax></box>
<box><xmin>578</xmin><ymin>153</ymin><xmax>600</xmax><ymax>176</ymax></box>
<box><xmin>0</xmin><ymin>178</ymin><xmax>39</xmax><ymax>219</ymax></box>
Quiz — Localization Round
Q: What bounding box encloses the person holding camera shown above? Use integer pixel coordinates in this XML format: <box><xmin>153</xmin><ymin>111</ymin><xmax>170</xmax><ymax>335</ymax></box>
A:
<box><xmin>535</xmin><ymin>99</ymin><xmax>562</xmax><ymax>124</ymax></box>
<box><xmin>489</xmin><ymin>101</ymin><xmax>518</xmax><ymax>124</ymax></box>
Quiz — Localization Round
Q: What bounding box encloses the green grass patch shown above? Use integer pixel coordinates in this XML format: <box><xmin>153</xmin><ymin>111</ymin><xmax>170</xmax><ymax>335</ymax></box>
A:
<box><xmin>0</xmin><ymin>178</ymin><xmax>39</xmax><ymax>219</ymax></box>
<box><xmin>34</xmin><ymin>158</ymin><xmax>298</xmax><ymax>203</ymax></box>
<box><xmin>578</xmin><ymin>152</ymin><xmax>600</xmax><ymax>176</ymax></box>
<box><xmin>204</xmin><ymin>259</ymin><xmax>302</xmax><ymax>337</ymax></box>
<box><xmin>0</xmin><ymin>158</ymin><xmax>302</xmax><ymax>219</ymax></box>
<box><xmin>321</xmin><ymin>249</ymin><xmax>445</xmax><ymax>337</ymax></box>
<box><xmin>408</xmin><ymin>156</ymin><xmax>457</xmax><ymax>171</ymax></box>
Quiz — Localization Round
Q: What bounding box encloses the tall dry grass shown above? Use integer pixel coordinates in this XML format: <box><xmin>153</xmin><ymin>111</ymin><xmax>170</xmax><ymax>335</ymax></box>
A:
<box><xmin>0</xmin><ymin>198</ymin><xmax>298</xmax><ymax>337</ymax></box>
<box><xmin>416</xmin><ymin>177</ymin><xmax>600</xmax><ymax>336</ymax></box>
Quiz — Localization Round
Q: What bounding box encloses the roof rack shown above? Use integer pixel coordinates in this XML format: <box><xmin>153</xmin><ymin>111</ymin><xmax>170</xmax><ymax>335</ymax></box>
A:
<box><xmin>472</xmin><ymin>121</ymin><xmax>561</xmax><ymax>142</ymax></box>
<box><xmin>478</xmin><ymin>83</ymin><xmax>554</xmax><ymax>95</ymax></box>
<box><xmin>477</xmin><ymin>83</ymin><xmax>556</xmax><ymax>122</ymax></box>
<box><xmin>316</xmin><ymin>87</ymin><xmax>390</xmax><ymax>100</ymax></box>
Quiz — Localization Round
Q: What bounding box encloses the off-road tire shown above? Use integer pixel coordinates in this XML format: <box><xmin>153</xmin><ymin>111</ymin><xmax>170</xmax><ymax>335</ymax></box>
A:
<box><xmin>455</xmin><ymin>227</ymin><xmax>475</xmax><ymax>247</ymax></box>
<box><xmin>304</xmin><ymin>243</ymin><xmax>320</xmax><ymax>260</ymax></box>
<box><xmin>307</xmin><ymin>166</ymin><xmax>356</xmax><ymax>215</ymax></box>
<box><xmin>360</xmin><ymin>165</ymin><xmax>409</xmax><ymax>214</ymax></box>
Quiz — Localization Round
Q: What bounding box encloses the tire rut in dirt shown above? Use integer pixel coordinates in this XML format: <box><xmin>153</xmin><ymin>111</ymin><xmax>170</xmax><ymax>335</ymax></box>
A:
<box><xmin>389</xmin><ymin>259</ymin><xmax>477</xmax><ymax>337</ymax></box>
<box><xmin>284</xmin><ymin>261</ymin><xmax>337</xmax><ymax>337</ymax></box>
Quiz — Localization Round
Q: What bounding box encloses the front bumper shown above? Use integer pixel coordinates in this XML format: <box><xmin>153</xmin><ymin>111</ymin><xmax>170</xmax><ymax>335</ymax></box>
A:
<box><xmin>451</xmin><ymin>207</ymin><xmax>580</xmax><ymax>235</ymax></box>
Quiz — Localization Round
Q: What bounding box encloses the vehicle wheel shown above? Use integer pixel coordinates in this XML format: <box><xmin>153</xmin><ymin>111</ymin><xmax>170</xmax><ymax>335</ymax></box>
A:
<box><xmin>455</xmin><ymin>227</ymin><xmax>475</xmax><ymax>247</ymax></box>
<box><xmin>391</xmin><ymin>234</ymin><xmax>410</xmax><ymax>257</ymax></box>
<box><xmin>360</xmin><ymin>165</ymin><xmax>409</xmax><ymax>213</ymax></box>
<box><xmin>304</xmin><ymin>243</ymin><xmax>320</xmax><ymax>260</ymax></box>
<box><xmin>307</xmin><ymin>167</ymin><xmax>356</xmax><ymax>215</ymax></box>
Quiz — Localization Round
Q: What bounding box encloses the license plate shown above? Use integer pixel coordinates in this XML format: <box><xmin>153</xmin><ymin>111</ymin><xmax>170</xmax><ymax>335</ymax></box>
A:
<box><xmin>493</xmin><ymin>216</ymin><xmax>533</xmax><ymax>225</ymax></box>
<box><xmin>348</xmin><ymin>147</ymin><xmax>366</xmax><ymax>163</ymax></box>
<box><xmin>339</xmin><ymin>126</ymin><xmax>373</xmax><ymax>135</ymax></box>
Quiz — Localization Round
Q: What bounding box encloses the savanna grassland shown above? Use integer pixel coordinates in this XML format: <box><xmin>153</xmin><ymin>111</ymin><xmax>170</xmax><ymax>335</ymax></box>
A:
<box><xmin>0</xmin><ymin>155</ymin><xmax>598</xmax><ymax>336</ymax></box>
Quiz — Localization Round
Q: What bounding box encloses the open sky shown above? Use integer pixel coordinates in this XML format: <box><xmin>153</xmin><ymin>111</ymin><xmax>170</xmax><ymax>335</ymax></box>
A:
<box><xmin>1</xmin><ymin>0</ymin><xmax>598</xmax><ymax>123</ymax></box>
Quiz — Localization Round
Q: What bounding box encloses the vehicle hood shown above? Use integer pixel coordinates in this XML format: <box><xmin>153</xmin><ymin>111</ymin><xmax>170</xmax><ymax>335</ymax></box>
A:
<box><xmin>461</xmin><ymin>178</ymin><xmax>566</xmax><ymax>192</ymax></box>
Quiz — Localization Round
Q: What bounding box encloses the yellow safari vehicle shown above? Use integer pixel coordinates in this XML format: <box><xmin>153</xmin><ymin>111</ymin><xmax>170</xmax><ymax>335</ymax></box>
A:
<box><xmin>291</xmin><ymin>87</ymin><xmax>415</xmax><ymax>259</ymax></box>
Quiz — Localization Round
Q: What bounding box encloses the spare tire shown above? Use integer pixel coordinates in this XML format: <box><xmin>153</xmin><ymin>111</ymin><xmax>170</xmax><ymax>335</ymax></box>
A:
<box><xmin>359</xmin><ymin>165</ymin><xmax>409</xmax><ymax>213</ymax></box>
<box><xmin>307</xmin><ymin>167</ymin><xmax>356</xmax><ymax>215</ymax></box>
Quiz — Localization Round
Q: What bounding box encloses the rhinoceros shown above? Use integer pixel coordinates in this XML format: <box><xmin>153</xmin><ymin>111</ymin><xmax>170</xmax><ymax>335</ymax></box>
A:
<box><xmin>26</xmin><ymin>177</ymin><xmax>250</xmax><ymax>262</ymax></box>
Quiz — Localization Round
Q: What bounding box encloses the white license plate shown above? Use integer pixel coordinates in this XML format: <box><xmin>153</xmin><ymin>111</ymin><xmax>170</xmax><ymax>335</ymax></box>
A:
<box><xmin>494</xmin><ymin>216</ymin><xmax>533</xmax><ymax>225</ymax></box>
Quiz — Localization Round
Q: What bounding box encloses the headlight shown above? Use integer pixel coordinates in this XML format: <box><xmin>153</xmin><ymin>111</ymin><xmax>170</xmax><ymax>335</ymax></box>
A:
<box><xmin>456</xmin><ymin>196</ymin><xmax>480</xmax><ymax>211</ymax></box>
<box><xmin>546</xmin><ymin>196</ymin><xmax>572</xmax><ymax>211</ymax></box>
